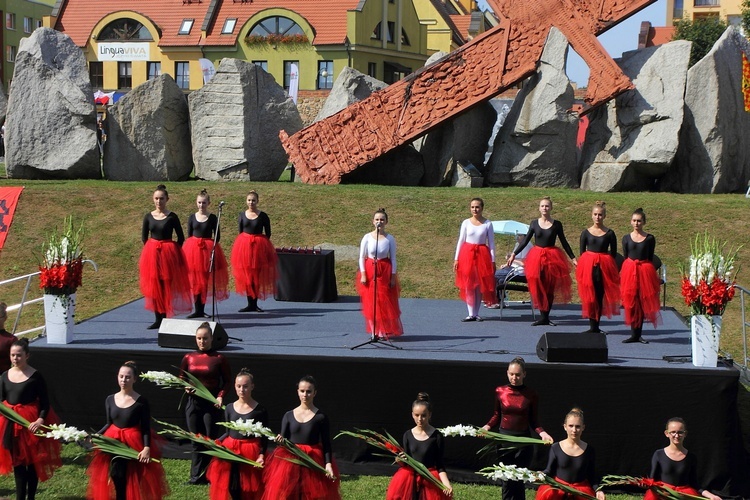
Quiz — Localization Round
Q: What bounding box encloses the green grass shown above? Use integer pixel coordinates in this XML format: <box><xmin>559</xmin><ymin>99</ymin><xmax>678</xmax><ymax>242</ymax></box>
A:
<box><xmin>0</xmin><ymin>179</ymin><xmax>747</xmax><ymax>497</ymax></box>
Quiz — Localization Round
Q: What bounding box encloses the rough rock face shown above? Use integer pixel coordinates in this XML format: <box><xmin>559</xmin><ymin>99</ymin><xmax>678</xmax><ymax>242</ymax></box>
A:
<box><xmin>580</xmin><ymin>40</ymin><xmax>691</xmax><ymax>192</ymax></box>
<box><xmin>189</xmin><ymin>58</ymin><xmax>303</xmax><ymax>181</ymax></box>
<box><xmin>103</xmin><ymin>75</ymin><xmax>192</xmax><ymax>181</ymax></box>
<box><xmin>661</xmin><ymin>28</ymin><xmax>750</xmax><ymax>193</ymax></box>
<box><xmin>414</xmin><ymin>52</ymin><xmax>497</xmax><ymax>187</ymax></box>
<box><xmin>485</xmin><ymin>28</ymin><xmax>579</xmax><ymax>188</ymax></box>
<box><xmin>6</xmin><ymin>28</ymin><xmax>99</xmax><ymax>179</ymax></box>
<box><xmin>314</xmin><ymin>67</ymin><xmax>387</xmax><ymax>121</ymax></box>
<box><xmin>0</xmin><ymin>82</ymin><xmax>7</xmax><ymax>127</ymax></box>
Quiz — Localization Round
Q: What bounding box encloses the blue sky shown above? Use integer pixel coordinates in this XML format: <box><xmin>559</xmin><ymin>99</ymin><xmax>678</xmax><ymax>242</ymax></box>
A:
<box><xmin>476</xmin><ymin>0</ymin><xmax>667</xmax><ymax>87</ymax></box>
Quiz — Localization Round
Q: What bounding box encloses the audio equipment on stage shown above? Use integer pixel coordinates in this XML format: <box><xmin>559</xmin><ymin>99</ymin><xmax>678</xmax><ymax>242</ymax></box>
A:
<box><xmin>536</xmin><ymin>332</ymin><xmax>608</xmax><ymax>363</ymax></box>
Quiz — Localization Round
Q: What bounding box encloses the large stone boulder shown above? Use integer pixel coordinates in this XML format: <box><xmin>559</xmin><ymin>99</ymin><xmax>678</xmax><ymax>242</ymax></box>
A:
<box><xmin>485</xmin><ymin>28</ymin><xmax>578</xmax><ymax>187</ymax></box>
<box><xmin>0</xmin><ymin>81</ymin><xmax>7</xmax><ymax>127</ymax></box>
<box><xmin>661</xmin><ymin>28</ymin><xmax>750</xmax><ymax>193</ymax></box>
<box><xmin>315</xmin><ymin>67</ymin><xmax>387</xmax><ymax>121</ymax></box>
<box><xmin>6</xmin><ymin>28</ymin><xmax>99</xmax><ymax>179</ymax></box>
<box><xmin>189</xmin><ymin>58</ymin><xmax>303</xmax><ymax>181</ymax></box>
<box><xmin>413</xmin><ymin>51</ymin><xmax>497</xmax><ymax>187</ymax></box>
<box><xmin>103</xmin><ymin>75</ymin><xmax>192</xmax><ymax>181</ymax></box>
<box><xmin>580</xmin><ymin>40</ymin><xmax>691</xmax><ymax>192</ymax></box>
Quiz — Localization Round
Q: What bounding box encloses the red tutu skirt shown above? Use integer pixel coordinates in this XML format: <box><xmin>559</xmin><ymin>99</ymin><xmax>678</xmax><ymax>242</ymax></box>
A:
<box><xmin>356</xmin><ymin>258</ymin><xmax>403</xmax><ymax>337</ymax></box>
<box><xmin>262</xmin><ymin>443</ymin><xmax>340</xmax><ymax>500</ymax></box>
<box><xmin>386</xmin><ymin>466</ymin><xmax>449</xmax><ymax>500</ymax></box>
<box><xmin>536</xmin><ymin>478</ymin><xmax>595</xmax><ymax>499</ymax></box>
<box><xmin>86</xmin><ymin>425</ymin><xmax>169</xmax><ymax>500</ymax></box>
<box><xmin>183</xmin><ymin>237</ymin><xmax>230</xmax><ymax>303</ymax></box>
<box><xmin>139</xmin><ymin>238</ymin><xmax>192</xmax><ymax>316</ymax></box>
<box><xmin>620</xmin><ymin>258</ymin><xmax>662</xmax><ymax>328</ymax></box>
<box><xmin>0</xmin><ymin>402</ymin><xmax>62</xmax><ymax>481</ymax></box>
<box><xmin>231</xmin><ymin>233</ymin><xmax>278</xmax><ymax>299</ymax></box>
<box><xmin>643</xmin><ymin>482</ymin><xmax>699</xmax><ymax>500</ymax></box>
<box><xmin>576</xmin><ymin>251</ymin><xmax>621</xmax><ymax>319</ymax></box>
<box><xmin>525</xmin><ymin>246</ymin><xmax>573</xmax><ymax>311</ymax></box>
<box><xmin>207</xmin><ymin>436</ymin><xmax>264</xmax><ymax>500</ymax></box>
<box><xmin>455</xmin><ymin>243</ymin><xmax>497</xmax><ymax>307</ymax></box>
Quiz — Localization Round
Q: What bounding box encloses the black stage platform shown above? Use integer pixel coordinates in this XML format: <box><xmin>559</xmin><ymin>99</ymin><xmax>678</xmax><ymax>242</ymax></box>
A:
<box><xmin>30</xmin><ymin>295</ymin><xmax>749</xmax><ymax>496</ymax></box>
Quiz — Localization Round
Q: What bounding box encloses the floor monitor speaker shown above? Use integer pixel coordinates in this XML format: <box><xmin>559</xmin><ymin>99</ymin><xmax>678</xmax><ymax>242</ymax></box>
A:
<box><xmin>158</xmin><ymin>319</ymin><xmax>228</xmax><ymax>350</ymax></box>
<box><xmin>536</xmin><ymin>331</ymin><xmax>608</xmax><ymax>363</ymax></box>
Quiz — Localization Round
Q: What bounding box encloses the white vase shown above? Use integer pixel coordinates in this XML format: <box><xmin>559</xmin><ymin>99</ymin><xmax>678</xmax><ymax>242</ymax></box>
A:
<box><xmin>690</xmin><ymin>314</ymin><xmax>722</xmax><ymax>367</ymax></box>
<box><xmin>44</xmin><ymin>293</ymin><xmax>75</xmax><ymax>344</ymax></box>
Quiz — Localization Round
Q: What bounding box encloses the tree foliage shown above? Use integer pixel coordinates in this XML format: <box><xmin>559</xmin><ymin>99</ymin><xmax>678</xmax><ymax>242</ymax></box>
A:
<box><xmin>672</xmin><ymin>17</ymin><xmax>728</xmax><ymax>67</ymax></box>
<box><xmin>742</xmin><ymin>0</ymin><xmax>750</xmax><ymax>37</ymax></box>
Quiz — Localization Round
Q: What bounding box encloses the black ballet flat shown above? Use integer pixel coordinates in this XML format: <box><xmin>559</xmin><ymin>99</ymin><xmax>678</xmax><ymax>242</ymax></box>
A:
<box><xmin>238</xmin><ymin>306</ymin><xmax>253</xmax><ymax>312</ymax></box>
<box><xmin>147</xmin><ymin>320</ymin><xmax>162</xmax><ymax>330</ymax></box>
<box><xmin>531</xmin><ymin>319</ymin><xmax>550</xmax><ymax>326</ymax></box>
<box><xmin>622</xmin><ymin>336</ymin><xmax>648</xmax><ymax>344</ymax></box>
<box><xmin>461</xmin><ymin>316</ymin><xmax>476</xmax><ymax>322</ymax></box>
<box><xmin>474</xmin><ymin>316</ymin><xmax>483</xmax><ymax>322</ymax></box>
<box><xmin>254</xmin><ymin>306</ymin><xmax>264</xmax><ymax>313</ymax></box>
<box><xmin>186</xmin><ymin>311</ymin><xmax>202</xmax><ymax>319</ymax></box>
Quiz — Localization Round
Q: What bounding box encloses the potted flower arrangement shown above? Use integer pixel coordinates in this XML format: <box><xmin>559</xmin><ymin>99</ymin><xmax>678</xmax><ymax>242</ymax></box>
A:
<box><xmin>39</xmin><ymin>216</ymin><xmax>84</xmax><ymax>344</ymax></box>
<box><xmin>680</xmin><ymin>232</ymin><xmax>739</xmax><ymax>367</ymax></box>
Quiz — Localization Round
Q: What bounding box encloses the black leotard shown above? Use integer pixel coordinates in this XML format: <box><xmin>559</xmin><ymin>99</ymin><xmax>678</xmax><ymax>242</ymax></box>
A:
<box><xmin>238</xmin><ymin>212</ymin><xmax>270</xmax><ymax>237</ymax></box>
<box><xmin>221</xmin><ymin>403</ymin><xmax>269</xmax><ymax>452</ymax></box>
<box><xmin>0</xmin><ymin>371</ymin><xmax>50</xmax><ymax>418</ymax></box>
<box><xmin>622</xmin><ymin>233</ymin><xmax>655</xmax><ymax>261</ymax></box>
<box><xmin>580</xmin><ymin>229</ymin><xmax>617</xmax><ymax>256</ymax></box>
<box><xmin>141</xmin><ymin>212</ymin><xmax>185</xmax><ymax>244</ymax></box>
<box><xmin>187</xmin><ymin>214</ymin><xmax>220</xmax><ymax>241</ymax></box>
<box><xmin>543</xmin><ymin>442</ymin><xmax>597</xmax><ymax>486</ymax></box>
<box><xmin>514</xmin><ymin>220</ymin><xmax>575</xmax><ymax>258</ymax></box>
<box><xmin>279</xmin><ymin>410</ymin><xmax>332</xmax><ymax>463</ymax></box>
<box><xmin>402</xmin><ymin>429</ymin><xmax>446</xmax><ymax>472</ymax></box>
<box><xmin>98</xmin><ymin>395</ymin><xmax>152</xmax><ymax>446</ymax></box>
<box><xmin>649</xmin><ymin>449</ymin><xmax>699</xmax><ymax>489</ymax></box>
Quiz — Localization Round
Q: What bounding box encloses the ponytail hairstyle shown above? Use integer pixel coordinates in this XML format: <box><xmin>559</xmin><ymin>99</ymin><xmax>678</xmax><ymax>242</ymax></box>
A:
<box><xmin>11</xmin><ymin>337</ymin><xmax>29</xmax><ymax>354</ymax></box>
<box><xmin>412</xmin><ymin>391</ymin><xmax>432</xmax><ymax>413</ymax></box>
<box><xmin>122</xmin><ymin>360</ymin><xmax>139</xmax><ymax>378</ymax></box>
<box><xmin>374</xmin><ymin>207</ymin><xmax>388</xmax><ymax>222</ymax></box>
<box><xmin>155</xmin><ymin>184</ymin><xmax>168</xmax><ymax>198</ymax></box>
<box><xmin>236</xmin><ymin>367</ymin><xmax>254</xmax><ymax>384</ymax></box>
<box><xmin>593</xmin><ymin>200</ymin><xmax>606</xmax><ymax>215</ymax></box>
<box><xmin>632</xmin><ymin>207</ymin><xmax>646</xmax><ymax>223</ymax></box>
<box><xmin>564</xmin><ymin>407</ymin><xmax>585</xmax><ymax>424</ymax></box>
<box><xmin>508</xmin><ymin>356</ymin><xmax>526</xmax><ymax>372</ymax></box>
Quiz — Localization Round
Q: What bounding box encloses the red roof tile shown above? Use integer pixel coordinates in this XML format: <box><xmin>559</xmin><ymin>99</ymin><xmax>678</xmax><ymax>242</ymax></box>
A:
<box><xmin>202</xmin><ymin>0</ymin><xmax>361</xmax><ymax>46</ymax></box>
<box><xmin>54</xmin><ymin>0</ymin><xmax>211</xmax><ymax>47</ymax></box>
<box><xmin>649</xmin><ymin>26</ymin><xmax>675</xmax><ymax>47</ymax></box>
<box><xmin>449</xmin><ymin>14</ymin><xmax>471</xmax><ymax>42</ymax></box>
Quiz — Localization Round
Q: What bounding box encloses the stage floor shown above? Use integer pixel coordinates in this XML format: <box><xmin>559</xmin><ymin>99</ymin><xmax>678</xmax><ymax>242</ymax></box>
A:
<box><xmin>39</xmin><ymin>293</ymin><xmax>724</xmax><ymax>369</ymax></box>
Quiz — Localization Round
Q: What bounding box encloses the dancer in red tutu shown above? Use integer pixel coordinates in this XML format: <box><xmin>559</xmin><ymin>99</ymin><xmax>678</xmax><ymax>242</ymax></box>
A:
<box><xmin>181</xmin><ymin>322</ymin><xmax>232</xmax><ymax>485</ymax></box>
<box><xmin>184</xmin><ymin>189</ymin><xmax>229</xmax><ymax>319</ymax></box>
<box><xmin>508</xmin><ymin>197</ymin><xmax>576</xmax><ymax>326</ymax></box>
<box><xmin>207</xmin><ymin>368</ymin><xmax>268</xmax><ymax>500</ymax></box>
<box><xmin>620</xmin><ymin>208</ymin><xmax>661</xmax><ymax>344</ymax></box>
<box><xmin>263</xmin><ymin>375</ymin><xmax>340</xmax><ymax>500</ymax></box>
<box><xmin>576</xmin><ymin>201</ymin><xmax>620</xmax><ymax>333</ymax></box>
<box><xmin>536</xmin><ymin>408</ymin><xmax>605</xmax><ymax>500</ymax></box>
<box><xmin>0</xmin><ymin>339</ymin><xmax>61</xmax><ymax>500</ymax></box>
<box><xmin>86</xmin><ymin>361</ymin><xmax>168</xmax><ymax>500</ymax></box>
<box><xmin>645</xmin><ymin>418</ymin><xmax>720</xmax><ymax>500</ymax></box>
<box><xmin>454</xmin><ymin>198</ymin><xmax>496</xmax><ymax>322</ymax></box>
<box><xmin>139</xmin><ymin>184</ymin><xmax>192</xmax><ymax>329</ymax></box>
<box><xmin>231</xmin><ymin>191</ymin><xmax>278</xmax><ymax>313</ymax></box>
<box><xmin>482</xmin><ymin>357</ymin><xmax>552</xmax><ymax>500</ymax></box>
<box><xmin>357</xmin><ymin>208</ymin><xmax>403</xmax><ymax>338</ymax></box>
<box><xmin>386</xmin><ymin>392</ymin><xmax>452</xmax><ymax>499</ymax></box>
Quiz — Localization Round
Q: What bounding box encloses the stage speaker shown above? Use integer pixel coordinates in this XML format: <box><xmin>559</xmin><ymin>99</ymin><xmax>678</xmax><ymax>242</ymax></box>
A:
<box><xmin>157</xmin><ymin>319</ymin><xmax>228</xmax><ymax>350</ymax></box>
<box><xmin>536</xmin><ymin>332</ymin><xmax>608</xmax><ymax>363</ymax></box>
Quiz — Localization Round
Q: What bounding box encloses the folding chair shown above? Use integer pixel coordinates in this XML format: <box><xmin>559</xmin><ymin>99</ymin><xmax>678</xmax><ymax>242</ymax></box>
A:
<box><xmin>496</xmin><ymin>267</ymin><xmax>536</xmax><ymax>319</ymax></box>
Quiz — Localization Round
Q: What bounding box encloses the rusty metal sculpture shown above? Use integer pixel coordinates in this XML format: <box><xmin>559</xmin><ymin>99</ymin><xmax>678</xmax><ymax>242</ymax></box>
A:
<box><xmin>281</xmin><ymin>0</ymin><xmax>656</xmax><ymax>184</ymax></box>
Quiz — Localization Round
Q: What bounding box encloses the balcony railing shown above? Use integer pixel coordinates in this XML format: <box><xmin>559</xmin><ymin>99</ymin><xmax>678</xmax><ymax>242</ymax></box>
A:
<box><xmin>694</xmin><ymin>0</ymin><xmax>719</xmax><ymax>6</ymax></box>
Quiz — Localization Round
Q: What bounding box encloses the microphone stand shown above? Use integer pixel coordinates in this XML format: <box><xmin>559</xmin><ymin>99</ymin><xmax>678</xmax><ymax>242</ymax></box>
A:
<box><xmin>351</xmin><ymin>223</ymin><xmax>400</xmax><ymax>350</ymax></box>
<box><xmin>208</xmin><ymin>203</ymin><xmax>241</xmax><ymax>344</ymax></box>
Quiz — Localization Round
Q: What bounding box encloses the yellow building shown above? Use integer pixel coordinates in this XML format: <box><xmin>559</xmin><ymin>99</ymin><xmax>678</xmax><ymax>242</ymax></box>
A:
<box><xmin>46</xmin><ymin>0</ymin><xmax>486</xmax><ymax>93</ymax></box>
<box><xmin>666</xmin><ymin>0</ymin><xmax>745</xmax><ymax>28</ymax></box>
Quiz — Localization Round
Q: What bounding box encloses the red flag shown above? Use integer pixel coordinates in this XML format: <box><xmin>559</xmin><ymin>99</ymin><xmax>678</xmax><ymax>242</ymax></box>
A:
<box><xmin>0</xmin><ymin>187</ymin><xmax>23</xmax><ymax>249</ymax></box>
<box><xmin>743</xmin><ymin>53</ymin><xmax>750</xmax><ymax>112</ymax></box>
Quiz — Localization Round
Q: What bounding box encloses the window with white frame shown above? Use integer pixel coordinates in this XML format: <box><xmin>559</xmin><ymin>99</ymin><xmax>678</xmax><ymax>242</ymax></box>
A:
<box><xmin>175</xmin><ymin>61</ymin><xmax>190</xmax><ymax>89</ymax></box>
<box><xmin>179</xmin><ymin>19</ymin><xmax>194</xmax><ymax>35</ymax></box>
<box><xmin>6</xmin><ymin>13</ymin><xmax>16</xmax><ymax>30</ymax></box>
<box><xmin>222</xmin><ymin>18</ymin><xmax>237</xmax><ymax>34</ymax></box>
<box><xmin>6</xmin><ymin>46</ymin><xmax>16</xmax><ymax>63</ymax></box>
<box><xmin>23</xmin><ymin>17</ymin><xmax>32</xmax><ymax>33</ymax></box>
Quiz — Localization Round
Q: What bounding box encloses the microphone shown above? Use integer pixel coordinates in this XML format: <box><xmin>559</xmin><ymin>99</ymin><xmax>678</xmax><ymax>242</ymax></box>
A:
<box><xmin>376</xmin><ymin>221</ymin><xmax>383</xmax><ymax>228</ymax></box>
<box><xmin>218</xmin><ymin>201</ymin><xmax>226</xmax><ymax>207</ymax></box>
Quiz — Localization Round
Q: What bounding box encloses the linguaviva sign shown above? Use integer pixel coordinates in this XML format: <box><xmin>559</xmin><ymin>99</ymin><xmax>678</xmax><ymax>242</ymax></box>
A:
<box><xmin>96</xmin><ymin>42</ymin><xmax>150</xmax><ymax>62</ymax></box>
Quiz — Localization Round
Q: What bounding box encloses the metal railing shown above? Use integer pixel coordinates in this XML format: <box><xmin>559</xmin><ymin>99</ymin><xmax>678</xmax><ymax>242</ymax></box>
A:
<box><xmin>736</xmin><ymin>284</ymin><xmax>750</xmax><ymax>373</ymax></box>
<box><xmin>0</xmin><ymin>260</ymin><xmax>98</xmax><ymax>337</ymax></box>
<box><xmin>694</xmin><ymin>0</ymin><xmax>720</xmax><ymax>6</ymax></box>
